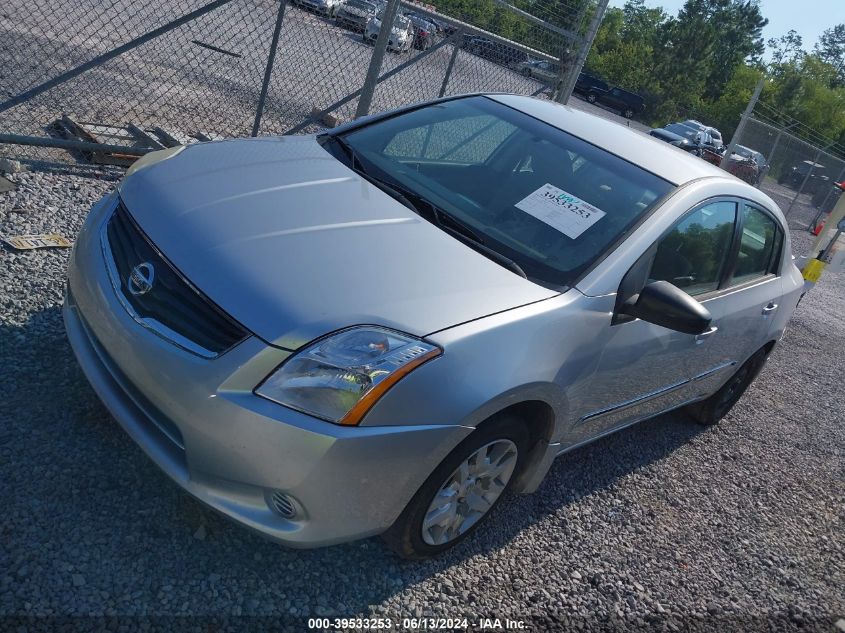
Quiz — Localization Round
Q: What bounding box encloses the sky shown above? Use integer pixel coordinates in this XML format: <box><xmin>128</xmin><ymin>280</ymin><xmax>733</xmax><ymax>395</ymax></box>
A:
<box><xmin>606</xmin><ymin>0</ymin><xmax>839</xmax><ymax>54</ymax></box>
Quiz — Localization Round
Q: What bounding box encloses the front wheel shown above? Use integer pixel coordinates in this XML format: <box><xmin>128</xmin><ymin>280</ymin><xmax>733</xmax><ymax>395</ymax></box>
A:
<box><xmin>685</xmin><ymin>348</ymin><xmax>769</xmax><ymax>426</ymax></box>
<box><xmin>382</xmin><ymin>415</ymin><xmax>527</xmax><ymax>559</ymax></box>
<box><xmin>586</xmin><ymin>92</ymin><xmax>597</xmax><ymax>103</ymax></box>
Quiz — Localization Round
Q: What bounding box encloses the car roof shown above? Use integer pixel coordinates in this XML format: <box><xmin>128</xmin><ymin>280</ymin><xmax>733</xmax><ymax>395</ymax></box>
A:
<box><xmin>487</xmin><ymin>95</ymin><xmax>729</xmax><ymax>186</ymax></box>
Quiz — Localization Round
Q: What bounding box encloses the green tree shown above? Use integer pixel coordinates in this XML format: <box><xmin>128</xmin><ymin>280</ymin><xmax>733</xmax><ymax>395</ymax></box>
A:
<box><xmin>702</xmin><ymin>0</ymin><xmax>767</xmax><ymax>99</ymax></box>
<box><xmin>767</xmin><ymin>30</ymin><xmax>804</xmax><ymax>68</ymax></box>
<box><xmin>814</xmin><ymin>24</ymin><xmax>845</xmax><ymax>85</ymax></box>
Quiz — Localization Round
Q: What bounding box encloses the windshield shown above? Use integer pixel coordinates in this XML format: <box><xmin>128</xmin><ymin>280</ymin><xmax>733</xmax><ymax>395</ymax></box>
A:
<box><xmin>334</xmin><ymin>96</ymin><xmax>673</xmax><ymax>287</ymax></box>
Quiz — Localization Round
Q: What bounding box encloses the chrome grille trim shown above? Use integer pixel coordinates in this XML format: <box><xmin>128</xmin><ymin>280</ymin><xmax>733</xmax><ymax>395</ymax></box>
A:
<box><xmin>100</xmin><ymin>200</ymin><xmax>249</xmax><ymax>358</ymax></box>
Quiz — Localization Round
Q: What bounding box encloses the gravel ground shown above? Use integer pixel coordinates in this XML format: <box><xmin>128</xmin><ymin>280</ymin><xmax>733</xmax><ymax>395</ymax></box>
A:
<box><xmin>0</xmin><ymin>166</ymin><xmax>843</xmax><ymax>633</ymax></box>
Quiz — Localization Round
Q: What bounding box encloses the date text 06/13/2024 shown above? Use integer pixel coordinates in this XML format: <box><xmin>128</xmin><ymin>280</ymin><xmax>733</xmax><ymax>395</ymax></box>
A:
<box><xmin>306</xmin><ymin>617</ymin><xmax>527</xmax><ymax>630</ymax></box>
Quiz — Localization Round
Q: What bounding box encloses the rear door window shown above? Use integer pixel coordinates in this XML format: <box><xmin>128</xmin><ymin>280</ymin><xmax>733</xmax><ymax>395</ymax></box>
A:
<box><xmin>730</xmin><ymin>204</ymin><xmax>782</xmax><ymax>285</ymax></box>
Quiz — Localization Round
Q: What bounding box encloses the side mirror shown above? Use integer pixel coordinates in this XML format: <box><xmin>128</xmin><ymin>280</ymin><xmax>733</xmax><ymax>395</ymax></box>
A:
<box><xmin>621</xmin><ymin>281</ymin><xmax>712</xmax><ymax>335</ymax></box>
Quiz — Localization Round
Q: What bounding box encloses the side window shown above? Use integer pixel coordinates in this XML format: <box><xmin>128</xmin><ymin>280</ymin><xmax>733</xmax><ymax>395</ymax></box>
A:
<box><xmin>383</xmin><ymin>115</ymin><xmax>516</xmax><ymax>164</ymax></box>
<box><xmin>648</xmin><ymin>200</ymin><xmax>737</xmax><ymax>296</ymax></box>
<box><xmin>730</xmin><ymin>204</ymin><xmax>782</xmax><ymax>285</ymax></box>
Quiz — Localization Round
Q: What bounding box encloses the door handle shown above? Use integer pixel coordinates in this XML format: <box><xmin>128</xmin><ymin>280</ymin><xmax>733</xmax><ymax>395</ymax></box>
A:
<box><xmin>695</xmin><ymin>326</ymin><xmax>718</xmax><ymax>344</ymax></box>
<box><xmin>762</xmin><ymin>303</ymin><xmax>779</xmax><ymax>315</ymax></box>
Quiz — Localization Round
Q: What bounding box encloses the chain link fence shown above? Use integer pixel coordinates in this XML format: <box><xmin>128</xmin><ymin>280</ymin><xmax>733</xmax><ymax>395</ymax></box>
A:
<box><xmin>0</xmin><ymin>0</ymin><xmax>597</xmax><ymax>166</ymax></box>
<box><xmin>729</xmin><ymin>106</ymin><xmax>845</xmax><ymax>233</ymax></box>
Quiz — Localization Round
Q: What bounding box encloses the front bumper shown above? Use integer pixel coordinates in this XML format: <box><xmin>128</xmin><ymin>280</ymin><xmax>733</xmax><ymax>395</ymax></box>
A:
<box><xmin>63</xmin><ymin>194</ymin><xmax>471</xmax><ymax>547</ymax></box>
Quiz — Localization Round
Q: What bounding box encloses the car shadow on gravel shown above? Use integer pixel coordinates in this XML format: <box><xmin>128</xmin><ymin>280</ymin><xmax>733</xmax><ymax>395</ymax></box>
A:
<box><xmin>1</xmin><ymin>305</ymin><xmax>707</xmax><ymax>617</ymax></box>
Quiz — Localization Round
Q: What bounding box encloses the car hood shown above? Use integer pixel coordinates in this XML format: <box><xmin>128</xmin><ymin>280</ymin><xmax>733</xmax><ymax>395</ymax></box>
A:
<box><xmin>118</xmin><ymin>135</ymin><xmax>557</xmax><ymax>350</ymax></box>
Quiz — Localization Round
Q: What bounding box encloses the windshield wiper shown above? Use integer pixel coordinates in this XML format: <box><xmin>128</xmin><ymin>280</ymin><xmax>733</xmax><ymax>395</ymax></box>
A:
<box><xmin>329</xmin><ymin>136</ymin><xmax>528</xmax><ymax>279</ymax></box>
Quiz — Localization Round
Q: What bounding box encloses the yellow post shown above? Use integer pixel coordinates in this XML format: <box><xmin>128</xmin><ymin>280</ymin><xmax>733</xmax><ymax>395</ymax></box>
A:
<box><xmin>801</xmin><ymin>190</ymin><xmax>845</xmax><ymax>287</ymax></box>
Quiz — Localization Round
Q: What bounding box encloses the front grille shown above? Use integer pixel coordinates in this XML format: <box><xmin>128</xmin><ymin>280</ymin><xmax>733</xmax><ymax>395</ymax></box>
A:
<box><xmin>105</xmin><ymin>201</ymin><xmax>248</xmax><ymax>356</ymax></box>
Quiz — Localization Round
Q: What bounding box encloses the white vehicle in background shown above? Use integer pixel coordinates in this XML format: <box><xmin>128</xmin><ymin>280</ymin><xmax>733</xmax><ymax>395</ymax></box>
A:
<box><xmin>294</xmin><ymin>0</ymin><xmax>346</xmax><ymax>18</ymax></box>
<box><xmin>684</xmin><ymin>119</ymin><xmax>725</xmax><ymax>152</ymax></box>
<box><xmin>364</xmin><ymin>11</ymin><xmax>414</xmax><ymax>52</ymax></box>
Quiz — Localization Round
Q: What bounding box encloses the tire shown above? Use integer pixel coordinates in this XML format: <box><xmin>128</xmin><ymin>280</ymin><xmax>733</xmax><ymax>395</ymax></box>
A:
<box><xmin>521</xmin><ymin>68</ymin><xmax>531</xmax><ymax>77</ymax></box>
<box><xmin>586</xmin><ymin>92</ymin><xmax>597</xmax><ymax>104</ymax></box>
<box><xmin>623</xmin><ymin>108</ymin><xmax>634</xmax><ymax>119</ymax></box>
<box><xmin>382</xmin><ymin>414</ymin><xmax>529</xmax><ymax>559</ymax></box>
<box><xmin>685</xmin><ymin>347</ymin><xmax>769</xmax><ymax>426</ymax></box>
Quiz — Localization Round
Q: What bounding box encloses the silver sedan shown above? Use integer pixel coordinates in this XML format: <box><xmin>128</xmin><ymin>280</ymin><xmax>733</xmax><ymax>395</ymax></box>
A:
<box><xmin>64</xmin><ymin>94</ymin><xmax>803</xmax><ymax>558</ymax></box>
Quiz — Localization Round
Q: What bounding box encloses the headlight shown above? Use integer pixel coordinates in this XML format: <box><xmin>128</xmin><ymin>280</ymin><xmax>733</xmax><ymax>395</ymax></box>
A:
<box><xmin>124</xmin><ymin>145</ymin><xmax>184</xmax><ymax>179</ymax></box>
<box><xmin>255</xmin><ymin>327</ymin><xmax>441</xmax><ymax>425</ymax></box>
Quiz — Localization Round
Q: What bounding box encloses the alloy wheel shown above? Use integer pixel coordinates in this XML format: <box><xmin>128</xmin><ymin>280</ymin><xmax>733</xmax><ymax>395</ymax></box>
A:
<box><xmin>421</xmin><ymin>439</ymin><xmax>518</xmax><ymax>546</ymax></box>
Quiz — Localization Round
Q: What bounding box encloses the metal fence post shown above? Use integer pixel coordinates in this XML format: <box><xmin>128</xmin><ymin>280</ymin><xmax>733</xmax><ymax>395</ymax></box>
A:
<box><xmin>438</xmin><ymin>32</ymin><xmax>463</xmax><ymax>98</ymax></box>
<box><xmin>720</xmin><ymin>79</ymin><xmax>763</xmax><ymax>169</ymax></box>
<box><xmin>785</xmin><ymin>146</ymin><xmax>826</xmax><ymax>217</ymax></box>
<box><xmin>810</xmin><ymin>164</ymin><xmax>845</xmax><ymax>231</ymax></box>
<box><xmin>768</xmin><ymin>122</ymin><xmax>797</xmax><ymax>172</ymax></box>
<box><xmin>355</xmin><ymin>0</ymin><xmax>403</xmax><ymax>119</ymax></box>
<box><xmin>251</xmin><ymin>0</ymin><xmax>289</xmax><ymax>137</ymax></box>
<box><xmin>554</xmin><ymin>0</ymin><xmax>608</xmax><ymax>104</ymax></box>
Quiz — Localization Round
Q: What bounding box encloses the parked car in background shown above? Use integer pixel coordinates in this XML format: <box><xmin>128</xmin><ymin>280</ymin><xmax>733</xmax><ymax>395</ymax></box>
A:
<box><xmin>405</xmin><ymin>11</ymin><xmax>444</xmax><ymax>34</ymax></box>
<box><xmin>811</xmin><ymin>180</ymin><xmax>843</xmax><ymax>212</ymax></box>
<box><xmin>336</xmin><ymin>0</ymin><xmax>377</xmax><ymax>31</ymax></box>
<box><xmin>407</xmin><ymin>14</ymin><xmax>437</xmax><ymax>50</ymax></box>
<box><xmin>463</xmin><ymin>36</ymin><xmax>529</xmax><ymax>67</ymax></box>
<box><xmin>664</xmin><ymin>123</ymin><xmax>716</xmax><ymax>151</ymax></box>
<box><xmin>778</xmin><ymin>160</ymin><xmax>829</xmax><ymax>192</ymax></box>
<box><xmin>723</xmin><ymin>152</ymin><xmax>759</xmax><ymax>185</ymax></box>
<box><xmin>516</xmin><ymin>60</ymin><xmax>560</xmax><ymax>84</ymax></box>
<box><xmin>588</xmin><ymin>86</ymin><xmax>644</xmax><ymax>119</ymax></box>
<box><xmin>734</xmin><ymin>145</ymin><xmax>769</xmax><ymax>184</ymax></box>
<box><xmin>294</xmin><ymin>0</ymin><xmax>346</xmax><ymax>18</ymax></box>
<box><xmin>65</xmin><ymin>94</ymin><xmax>803</xmax><ymax>558</ymax></box>
<box><xmin>649</xmin><ymin>128</ymin><xmax>701</xmax><ymax>155</ymax></box>
<box><xmin>684</xmin><ymin>120</ymin><xmax>724</xmax><ymax>151</ymax></box>
<box><xmin>573</xmin><ymin>72</ymin><xmax>609</xmax><ymax>99</ymax></box>
<box><xmin>364</xmin><ymin>11</ymin><xmax>414</xmax><ymax>52</ymax></box>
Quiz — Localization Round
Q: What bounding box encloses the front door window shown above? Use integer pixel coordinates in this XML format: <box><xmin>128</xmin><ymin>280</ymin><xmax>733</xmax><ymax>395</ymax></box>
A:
<box><xmin>648</xmin><ymin>200</ymin><xmax>737</xmax><ymax>296</ymax></box>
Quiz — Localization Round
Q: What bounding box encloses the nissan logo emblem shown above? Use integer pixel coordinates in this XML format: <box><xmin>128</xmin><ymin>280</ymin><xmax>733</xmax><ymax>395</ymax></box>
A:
<box><xmin>128</xmin><ymin>262</ymin><xmax>155</xmax><ymax>296</ymax></box>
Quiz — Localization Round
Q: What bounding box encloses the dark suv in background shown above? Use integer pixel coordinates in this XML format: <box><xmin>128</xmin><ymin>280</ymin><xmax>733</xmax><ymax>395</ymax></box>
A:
<box><xmin>463</xmin><ymin>36</ymin><xmax>529</xmax><ymax>67</ymax></box>
<box><xmin>573</xmin><ymin>72</ymin><xmax>609</xmax><ymax>98</ymax></box>
<box><xmin>590</xmin><ymin>86</ymin><xmax>645</xmax><ymax>119</ymax></box>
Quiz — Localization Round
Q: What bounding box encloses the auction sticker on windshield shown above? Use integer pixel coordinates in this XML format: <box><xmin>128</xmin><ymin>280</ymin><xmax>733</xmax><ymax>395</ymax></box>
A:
<box><xmin>515</xmin><ymin>183</ymin><xmax>606</xmax><ymax>239</ymax></box>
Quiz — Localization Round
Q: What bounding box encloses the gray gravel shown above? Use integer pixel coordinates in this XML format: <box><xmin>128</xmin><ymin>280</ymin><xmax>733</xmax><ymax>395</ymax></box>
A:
<box><xmin>1</xmin><ymin>168</ymin><xmax>843</xmax><ymax>632</ymax></box>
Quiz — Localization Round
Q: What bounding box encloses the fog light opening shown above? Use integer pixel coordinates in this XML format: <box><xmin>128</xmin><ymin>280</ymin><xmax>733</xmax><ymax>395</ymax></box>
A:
<box><xmin>269</xmin><ymin>491</ymin><xmax>300</xmax><ymax>519</ymax></box>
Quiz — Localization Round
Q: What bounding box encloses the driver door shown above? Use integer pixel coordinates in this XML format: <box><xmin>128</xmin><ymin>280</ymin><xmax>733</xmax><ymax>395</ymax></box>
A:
<box><xmin>565</xmin><ymin>199</ymin><xmax>739</xmax><ymax>444</ymax></box>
